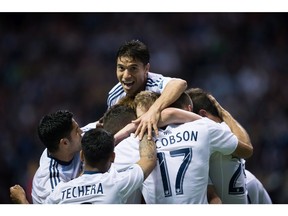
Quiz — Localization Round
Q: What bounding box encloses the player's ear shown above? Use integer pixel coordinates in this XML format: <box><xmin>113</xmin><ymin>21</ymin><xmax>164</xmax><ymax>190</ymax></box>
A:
<box><xmin>199</xmin><ymin>109</ymin><xmax>208</xmax><ymax>117</ymax></box>
<box><xmin>80</xmin><ymin>150</ymin><xmax>84</xmax><ymax>162</ymax></box>
<box><xmin>145</xmin><ymin>63</ymin><xmax>150</xmax><ymax>73</ymax></box>
<box><xmin>110</xmin><ymin>152</ymin><xmax>115</xmax><ymax>163</ymax></box>
<box><xmin>187</xmin><ymin>104</ymin><xmax>192</xmax><ymax>112</ymax></box>
<box><xmin>59</xmin><ymin>138</ymin><xmax>70</xmax><ymax>150</ymax></box>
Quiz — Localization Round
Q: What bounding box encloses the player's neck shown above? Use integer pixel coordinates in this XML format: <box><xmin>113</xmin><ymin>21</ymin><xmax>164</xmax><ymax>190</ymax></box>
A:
<box><xmin>84</xmin><ymin>161</ymin><xmax>112</xmax><ymax>173</ymax></box>
<box><xmin>49</xmin><ymin>150</ymin><xmax>75</xmax><ymax>163</ymax></box>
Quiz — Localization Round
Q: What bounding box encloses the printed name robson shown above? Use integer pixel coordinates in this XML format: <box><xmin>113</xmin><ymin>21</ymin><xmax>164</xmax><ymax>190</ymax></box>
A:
<box><xmin>61</xmin><ymin>183</ymin><xmax>103</xmax><ymax>200</ymax></box>
<box><xmin>155</xmin><ymin>130</ymin><xmax>198</xmax><ymax>148</ymax></box>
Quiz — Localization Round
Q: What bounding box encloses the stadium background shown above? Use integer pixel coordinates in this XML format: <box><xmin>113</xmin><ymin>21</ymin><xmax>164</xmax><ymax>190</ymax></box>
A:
<box><xmin>0</xmin><ymin>13</ymin><xmax>287</xmax><ymax>204</ymax></box>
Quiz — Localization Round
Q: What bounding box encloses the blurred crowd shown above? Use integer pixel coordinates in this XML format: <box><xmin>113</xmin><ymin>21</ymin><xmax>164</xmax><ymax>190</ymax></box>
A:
<box><xmin>0</xmin><ymin>13</ymin><xmax>287</xmax><ymax>203</ymax></box>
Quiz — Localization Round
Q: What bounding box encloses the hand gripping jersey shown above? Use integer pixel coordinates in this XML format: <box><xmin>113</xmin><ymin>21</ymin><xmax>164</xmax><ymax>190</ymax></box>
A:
<box><xmin>44</xmin><ymin>164</ymin><xmax>144</xmax><ymax>204</ymax></box>
<box><xmin>142</xmin><ymin>118</ymin><xmax>238</xmax><ymax>204</ymax></box>
<box><xmin>107</xmin><ymin>72</ymin><xmax>171</xmax><ymax>108</ymax></box>
<box><xmin>208</xmin><ymin>122</ymin><xmax>248</xmax><ymax>204</ymax></box>
<box><xmin>31</xmin><ymin>149</ymin><xmax>83</xmax><ymax>204</ymax></box>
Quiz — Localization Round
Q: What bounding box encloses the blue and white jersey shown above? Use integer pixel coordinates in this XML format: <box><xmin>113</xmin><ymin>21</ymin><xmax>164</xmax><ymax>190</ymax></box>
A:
<box><xmin>31</xmin><ymin>149</ymin><xmax>83</xmax><ymax>204</ymax></box>
<box><xmin>245</xmin><ymin>169</ymin><xmax>272</xmax><ymax>204</ymax></box>
<box><xmin>107</xmin><ymin>72</ymin><xmax>171</xmax><ymax>108</ymax></box>
<box><xmin>142</xmin><ymin>118</ymin><xmax>238</xmax><ymax>204</ymax></box>
<box><xmin>208</xmin><ymin>122</ymin><xmax>248</xmax><ymax>204</ymax></box>
<box><xmin>44</xmin><ymin>164</ymin><xmax>144</xmax><ymax>204</ymax></box>
<box><xmin>113</xmin><ymin>134</ymin><xmax>142</xmax><ymax>204</ymax></box>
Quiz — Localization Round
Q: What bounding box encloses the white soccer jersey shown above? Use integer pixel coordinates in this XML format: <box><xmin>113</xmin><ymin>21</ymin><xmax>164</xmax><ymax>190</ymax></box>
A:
<box><xmin>31</xmin><ymin>149</ymin><xmax>83</xmax><ymax>204</ymax></box>
<box><xmin>113</xmin><ymin>134</ymin><xmax>143</xmax><ymax>204</ymax></box>
<box><xmin>81</xmin><ymin>121</ymin><xmax>97</xmax><ymax>135</ymax></box>
<box><xmin>245</xmin><ymin>169</ymin><xmax>272</xmax><ymax>204</ymax></box>
<box><xmin>208</xmin><ymin>122</ymin><xmax>248</xmax><ymax>204</ymax></box>
<box><xmin>142</xmin><ymin>118</ymin><xmax>238</xmax><ymax>204</ymax></box>
<box><xmin>44</xmin><ymin>163</ymin><xmax>144</xmax><ymax>204</ymax></box>
<box><xmin>107</xmin><ymin>72</ymin><xmax>171</xmax><ymax>108</ymax></box>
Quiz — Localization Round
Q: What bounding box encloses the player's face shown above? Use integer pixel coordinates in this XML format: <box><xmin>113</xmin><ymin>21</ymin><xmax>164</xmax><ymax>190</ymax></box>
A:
<box><xmin>69</xmin><ymin>119</ymin><xmax>83</xmax><ymax>153</ymax></box>
<box><xmin>116</xmin><ymin>56</ymin><xmax>149</xmax><ymax>96</ymax></box>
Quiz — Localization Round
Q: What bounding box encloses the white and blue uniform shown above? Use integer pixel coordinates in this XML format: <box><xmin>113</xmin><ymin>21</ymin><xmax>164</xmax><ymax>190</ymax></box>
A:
<box><xmin>44</xmin><ymin>164</ymin><xmax>144</xmax><ymax>204</ymax></box>
<box><xmin>115</xmin><ymin>118</ymin><xmax>238</xmax><ymax>204</ymax></box>
<box><xmin>107</xmin><ymin>72</ymin><xmax>171</xmax><ymax>108</ymax></box>
<box><xmin>31</xmin><ymin>149</ymin><xmax>83</xmax><ymax>204</ymax></box>
<box><xmin>142</xmin><ymin>118</ymin><xmax>238</xmax><ymax>204</ymax></box>
<box><xmin>113</xmin><ymin>134</ymin><xmax>143</xmax><ymax>203</ymax></box>
<box><xmin>208</xmin><ymin>122</ymin><xmax>248</xmax><ymax>204</ymax></box>
<box><xmin>245</xmin><ymin>169</ymin><xmax>272</xmax><ymax>204</ymax></box>
<box><xmin>81</xmin><ymin>122</ymin><xmax>97</xmax><ymax>136</ymax></box>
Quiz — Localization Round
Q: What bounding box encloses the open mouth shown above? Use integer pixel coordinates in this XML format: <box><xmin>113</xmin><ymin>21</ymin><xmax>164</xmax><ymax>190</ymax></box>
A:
<box><xmin>122</xmin><ymin>80</ymin><xmax>134</xmax><ymax>89</ymax></box>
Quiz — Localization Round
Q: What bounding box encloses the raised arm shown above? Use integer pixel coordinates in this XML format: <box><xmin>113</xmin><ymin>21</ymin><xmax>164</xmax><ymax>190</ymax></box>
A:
<box><xmin>115</xmin><ymin>107</ymin><xmax>201</xmax><ymax>145</ymax></box>
<box><xmin>207</xmin><ymin>94</ymin><xmax>253</xmax><ymax>148</ymax></box>
<box><xmin>158</xmin><ymin>107</ymin><xmax>202</xmax><ymax>127</ymax></box>
<box><xmin>232</xmin><ymin>139</ymin><xmax>253</xmax><ymax>159</ymax></box>
<box><xmin>134</xmin><ymin>78</ymin><xmax>187</xmax><ymax>140</ymax></box>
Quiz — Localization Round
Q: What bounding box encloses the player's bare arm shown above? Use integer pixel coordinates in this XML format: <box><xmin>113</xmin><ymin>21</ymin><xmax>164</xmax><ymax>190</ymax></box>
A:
<box><xmin>134</xmin><ymin>78</ymin><xmax>187</xmax><ymax>140</ymax></box>
<box><xmin>158</xmin><ymin>107</ymin><xmax>202</xmax><ymax>127</ymax></box>
<box><xmin>207</xmin><ymin>185</ymin><xmax>222</xmax><ymax>204</ymax></box>
<box><xmin>136</xmin><ymin>134</ymin><xmax>157</xmax><ymax>180</ymax></box>
<box><xmin>208</xmin><ymin>94</ymin><xmax>253</xmax><ymax>150</ymax></box>
<box><xmin>114</xmin><ymin>121</ymin><xmax>138</xmax><ymax>145</ymax></box>
<box><xmin>232</xmin><ymin>139</ymin><xmax>253</xmax><ymax>159</ymax></box>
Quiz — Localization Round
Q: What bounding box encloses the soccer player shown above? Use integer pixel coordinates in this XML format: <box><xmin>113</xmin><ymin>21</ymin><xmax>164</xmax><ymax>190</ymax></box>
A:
<box><xmin>10</xmin><ymin>110</ymin><xmax>83</xmax><ymax>204</ymax></box>
<box><xmin>134</xmin><ymin>90</ymin><xmax>253</xmax><ymax>204</ymax></box>
<box><xmin>102</xmin><ymin>104</ymin><xmax>144</xmax><ymax>204</ymax></box>
<box><xmin>106</xmin><ymin>39</ymin><xmax>187</xmax><ymax>141</ymax></box>
<box><xmin>44</xmin><ymin>128</ymin><xmax>157</xmax><ymax>204</ymax></box>
<box><xmin>102</xmin><ymin>102</ymin><xmax>202</xmax><ymax>204</ymax></box>
<box><xmin>186</xmin><ymin>87</ymin><xmax>253</xmax><ymax>204</ymax></box>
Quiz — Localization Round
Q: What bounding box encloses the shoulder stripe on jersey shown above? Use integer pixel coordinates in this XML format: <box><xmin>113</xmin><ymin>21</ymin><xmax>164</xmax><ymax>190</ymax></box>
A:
<box><xmin>49</xmin><ymin>159</ymin><xmax>60</xmax><ymax>190</ymax></box>
<box><xmin>147</xmin><ymin>77</ymin><xmax>162</xmax><ymax>85</ymax></box>
<box><xmin>146</xmin><ymin>78</ymin><xmax>159</xmax><ymax>87</ymax></box>
<box><xmin>107</xmin><ymin>88</ymin><xmax>125</xmax><ymax>107</ymax></box>
<box><xmin>107</xmin><ymin>84</ymin><xmax>123</xmax><ymax>102</ymax></box>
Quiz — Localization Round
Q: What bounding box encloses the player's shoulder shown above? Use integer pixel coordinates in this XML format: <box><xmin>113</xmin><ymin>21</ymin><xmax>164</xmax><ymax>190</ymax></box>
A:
<box><xmin>108</xmin><ymin>82</ymin><xmax>123</xmax><ymax>94</ymax></box>
<box><xmin>148</xmin><ymin>71</ymin><xmax>163</xmax><ymax>77</ymax></box>
<box><xmin>148</xmin><ymin>71</ymin><xmax>171</xmax><ymax>80</ymax></box>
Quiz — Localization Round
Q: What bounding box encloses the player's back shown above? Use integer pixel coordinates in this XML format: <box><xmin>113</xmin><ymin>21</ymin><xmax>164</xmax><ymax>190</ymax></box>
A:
<box><xmin>31</xmin><ymin>149</ymin><xmax>82</xmax><ymax>204</ymax></box>
<box><xmin>209</xmin><ymin>122</ymin><xmax>248</xmax><ymax>204</ymax></box>
<box><xmin>44</xmin><ymin>164</ymin><xmax>144</xmax><ymax>204</ymax></box>
<box><xmin>245</xmin><ymin>169</ymin><xmax>272</xmax><ymax>204</ymax></box>
<box><xmin>209</xmin><ymin>153</ymin><xmax>248</xmax><ymax>203</ymax></box>
<box><xmin>142</xmin><ymin>118</ymin><xmax>238</xmax><ymax>204</ymax></box>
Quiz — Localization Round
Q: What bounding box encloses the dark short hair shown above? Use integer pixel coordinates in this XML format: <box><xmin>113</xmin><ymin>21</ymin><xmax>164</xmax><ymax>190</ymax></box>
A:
<box><xmin>116</xmin><ymin>39</ymin><xmax>150</xmax><ymax>66</ymax></box>
<box><xmin>185</xmin><ymin>88</ymin><xmax>220</xmax><ymax>117</ymax></box>
<box><xmin>81</xmin><ymin>128</ymin><xmax>114</xmax><ymax>166</ymax></box>
<box><xmin>38</xmin><ymin>110</ymin><xmax>74</xmax><ymax>153</ymax></box>
<box><xmin>170</xmin><ymin>92</ymin><xmax>193</xmax><ymax>110</ymax></box>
